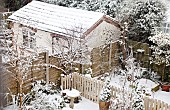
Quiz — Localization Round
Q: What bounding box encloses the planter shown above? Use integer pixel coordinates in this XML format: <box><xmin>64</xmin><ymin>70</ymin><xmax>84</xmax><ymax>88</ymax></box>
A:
<box><xmin>151</xmin><ymin>85</ymin><xmax>160</xmax><ymax>92</ymax></box>
<box><xmin>161</xmin><ymin>85</ymin><xmax>170</xmax><ymax>92</ymax></box>
<box><xmin>99</xmin><ymin>101</ymin><xmax>110</xmax><ymax>110</ymax></box>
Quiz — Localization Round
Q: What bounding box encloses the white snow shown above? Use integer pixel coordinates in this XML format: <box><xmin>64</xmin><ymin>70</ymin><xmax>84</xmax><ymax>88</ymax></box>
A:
<box><xmin>153</xmin><ymin>90</ymin><xmax>170</xmax><ymax>104</ymax></box>
<box><xmin>110</xmin><ymin>74</ymin><xmax>170</xmax><ymax>104</ymax></box>
<box><xmin>63</xmin><ymin>97</ymin><xmax>98</xmax><ymax>110</ymax></box>
<box><xmin>136</xmin><ymin>49</ymin><xmax>145</xmax><ymax>53</ymax></box>
<box><xmin>110</xmin><ymin>75</ymin><xmax>158</xmax><ymax>92</ymax></box>
<box><xmin>84</xmin><ymin>74</ymin><xmax>92</xmax><ymax>78</ymax></box>
<box><xmin>62</xmin><ymin>89</ymin><xmax>80</xmax><ymax>97</ymax></box>
<box><xmin>8</xmin><ymin>1</ymin><xmax>104</xmax><ymax>37</ymax></box>
<box><xmin>3</xmin><ymin>97</ymin><xmax>99</xmax><ymax>110</ymax></box>
<box><xmin>138</xmin><ymin>78</ymin><xmax>158</xmax><ymax>90</ymax></box>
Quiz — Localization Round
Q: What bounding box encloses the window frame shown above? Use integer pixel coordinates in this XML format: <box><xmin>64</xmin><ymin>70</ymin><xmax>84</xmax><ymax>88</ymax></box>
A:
<box><xmin>22</xmin><ymin>27</ymin><xmax>36</xmax><ymax>49</ymax></box>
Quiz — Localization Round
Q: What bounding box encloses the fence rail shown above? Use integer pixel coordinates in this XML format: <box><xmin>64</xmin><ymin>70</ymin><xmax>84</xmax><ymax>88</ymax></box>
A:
<box><xmin>61</xmin><ymin>72</ymin><xmax>170</xmax><ymax>110</ymax></box>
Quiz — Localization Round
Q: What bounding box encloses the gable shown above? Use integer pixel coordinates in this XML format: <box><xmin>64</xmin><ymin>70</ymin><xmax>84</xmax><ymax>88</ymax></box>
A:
<box><xmin>85</xmin><ymin>20</ymin><xmax>121</xmax><ymax>48</ymax></box>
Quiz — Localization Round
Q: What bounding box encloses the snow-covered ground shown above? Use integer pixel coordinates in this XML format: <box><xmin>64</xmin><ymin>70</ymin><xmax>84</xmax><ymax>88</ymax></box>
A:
<box><xmin>3</xmin><ymin>75</ymin><xmax>170</xmax><ymax>110</ymax></box>
<box><xmin>109</xmin><ymin>74</ymin><xmax>170</xmax><ymax>104</ymax></box>
<box><xmin>3</xmin><ymin>97</ymin><xmax>99</xmax><ymax>110</ymax></box>
<box><xmin>153</xmin><ymin>90</ymin><xmax>170</xmax><ymax>104</ymax></box>
<box><xmin>63</xmin><ymin>97</ymin><xmax>98</xmax><ymax>110</ymax></box>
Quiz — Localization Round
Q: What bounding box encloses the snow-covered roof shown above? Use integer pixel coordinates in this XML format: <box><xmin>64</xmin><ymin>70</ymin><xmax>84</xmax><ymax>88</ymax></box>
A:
<box><xmin>8</xmin><ymin>1</ymin><xmax>105</xmax><ymax>37</ymax></box>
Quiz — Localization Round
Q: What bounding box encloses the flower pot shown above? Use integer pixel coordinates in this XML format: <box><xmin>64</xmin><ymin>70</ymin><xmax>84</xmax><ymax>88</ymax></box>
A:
<box><xmin>99</xmin><ymin>101</ymin><xmax>110</xmax><ymax>110</ymax></box>
<box><xmin>162</xmin><ymin>85</ymin><xmax>170</xmax><ymax>92</ymax></box>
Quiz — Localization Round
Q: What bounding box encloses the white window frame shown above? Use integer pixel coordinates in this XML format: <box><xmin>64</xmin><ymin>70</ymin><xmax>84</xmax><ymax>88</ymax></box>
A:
<box><xmin>155</xmin><ymin>22</ymin><xmax>170</xmax><ymax>33</ymax></box>
<box><xmin>22</xmin><ymin>27</ymin><xmax>36</xmax><ymax>49</ymax></box>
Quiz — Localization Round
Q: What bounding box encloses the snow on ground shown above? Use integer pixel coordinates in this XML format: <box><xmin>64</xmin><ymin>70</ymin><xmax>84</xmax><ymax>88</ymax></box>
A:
<box><xmin>63</xmin><ymin>97</ymin><xmax>98</xmax><ymax>110</ymax></box>
<box><xmin>153</xmin><ymin>90</ymin><xmax>170</xmax><ymax>104</ymax></box>
<box><xmin>109</xmin><ymin>74</ymin><xmax>170</xmax><ymax>104</ymax></box>
<box><xmin>3</xmin><ymin>97</ymin><xmax>99</xmax><ymax>110</ymax></box>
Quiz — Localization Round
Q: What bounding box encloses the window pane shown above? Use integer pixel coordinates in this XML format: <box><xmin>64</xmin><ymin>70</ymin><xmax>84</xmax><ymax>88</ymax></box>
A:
<box><xmin>23</xmin><ymin>35</ymin><xmax>28</xmax><ymax>47</ymax></box>
<box><xmin>29</xmin><ymin>31</ymin><xmax>36</xmax><ymax>49</ymax></box>
<box><xmin>168</xmin><ymin>23</ymin><xmax>170</xmax><ymax>27</ymax></box>
<box><xmin>30</xmin><ymin>37</ymin><xmax>36</xmax><ymax>49</ymax></box>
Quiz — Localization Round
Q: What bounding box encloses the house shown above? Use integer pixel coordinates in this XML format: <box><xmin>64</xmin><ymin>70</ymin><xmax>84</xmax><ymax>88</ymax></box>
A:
<box><xmin>8</xmin><ymin>1</ymin><xmax>121</xmax><ymax>55</ymax></box>
<box><xmin>155</xmin><ymin>0</ymin><xmax>170</xmax><ymax>33</ymax></box>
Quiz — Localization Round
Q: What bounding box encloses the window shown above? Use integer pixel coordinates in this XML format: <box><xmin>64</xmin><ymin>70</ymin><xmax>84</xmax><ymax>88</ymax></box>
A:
<box><xmin>51</xmin><ymin>34</ymin><xmax>69</xmax><ymax>54</ymax></box>
<box><xmin>52</xmin><ymin>37</ymin><xmax>59</xmax><ymax>53</ymax></box>
<box><xmin>22</xmin><ymin>28</ymin><xmax>29</xmax><ymax>47</ymax></box>
<box><xmin>22</xmin><ymin>28</ymin><xmax>36</xmax><ymax>49</ymax></box>
<box><xmin>167</xmin><ymin>24</ymin><xmax>170</xmax><ymax>33</ymax></box>
<box><xmin>161</xmin><ymin>23</ymin><xmax>170</xmax><ymax>33</ymax></box>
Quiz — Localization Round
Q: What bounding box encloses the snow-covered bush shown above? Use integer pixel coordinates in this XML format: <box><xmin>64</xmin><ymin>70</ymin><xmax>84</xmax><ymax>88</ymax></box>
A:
<box><xmin>23</xmin><ymin>80</ymin><xmax>66</xmax><ymax>110</ymax></box>
<box><xmin>31</xmin><ymin>80</ymin><xmax>59</xmax><ymax>94</ymax></box>
<box><xmin>132</xmin><ymin>90</ymin><xmax>145</xmax><ymax>110</ymax></box>
<box><xmin>99</xmin><ymin>78</ymin><xmax>111</xmax><ymax>102</ymax></box>
<box><xmin>83</xmin><ymin>68</ymin><xmax>92</xmax><ymax>75</ymax></box>
<box><xmin>119</xmin><ymin>0</ymin><xmax>166</xmax><ymax>43</ymax></box>
<box><xmin>83</xmin><ymin>68</ymin><xmax>92</xmax><ymax>78</ymax></box>
<box><xmin>148</xmin><ymin>32</ymin><xmax>170</xmax><ymax>65</ymax></box>
<box><xmin>110</xmin><ymin>93</ymin><xmax>131</xmax><ymax>110</ymax></box>
<box><xmin>38</xmin><ymin>0</ymin><xmax>123</xmax><ymax>18</ymax></box>
<box><xmin>131</xmin><ymin>81</ymin><xmax>145</xmax><ymax>110</ymax></box>
<box><xmin>148</xmin><ymin>32</ymin><xmax>170</xmax><ymax>81</ymax></box>
<box><xmin>109</xmin><ymin>55</ymin><xmax>146</xmax><ymax>109</ymax></box>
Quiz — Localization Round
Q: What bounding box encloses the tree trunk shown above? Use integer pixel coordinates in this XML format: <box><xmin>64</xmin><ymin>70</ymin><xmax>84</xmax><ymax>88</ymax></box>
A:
<box><xmin>121</xmin><ymin>28</ymin><xmax>127</xmax><ymax>70</ymax></box>
<box><xmin>162</xmin><ymin>63</ymin><xmax>166</xmax><ymax>81</ymax></box>
<box><xmin>18</xmin><ymin>72</ymin><xmax>23</xmax><ymax>108</ymax></box>
<box><xmin>19</xmin><ymin>84</ymin><xmax>22</xmax><ymax>108</ymax></box>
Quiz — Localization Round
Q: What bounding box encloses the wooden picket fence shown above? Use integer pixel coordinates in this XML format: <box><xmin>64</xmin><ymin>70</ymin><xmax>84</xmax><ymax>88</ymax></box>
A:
<box><xmin>61</xmin><ymin>72</ymin><xmax>104</xmax><ymax>103</ymax></box>
<box><xmin>61</xmin><ymin>72</ymin><xmax>170</xmax><ymax>110</ymax></box>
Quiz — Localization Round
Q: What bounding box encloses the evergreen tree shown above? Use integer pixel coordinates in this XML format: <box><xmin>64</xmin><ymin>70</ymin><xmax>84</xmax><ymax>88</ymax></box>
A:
<box><xmin>124</xmin><ymin>0</ymin><xmax>166</xmax><ymax>43</ymax></box>
<box><xmin>148</xmin><ymin>32</ymin><xmax>170</xmax><ymax>81</ymax></box>
<box><xmin>132</xmin><ymin>91</ymin><xmax>145</xmax><ymax>110</ymax></box>
<box><xmin>99</xmin><ymin>78</ymin><xmax>111</xmax><ymax>102</ymax></box>
<box><xmin>38</xmin><ymin>0</ymin><xmax>123</xmax><ymax>18</ymax></box>
<box><xmin>4</xmin><ymin>0</ymin><xmax>32</xmax><ymax>11</ymax></box>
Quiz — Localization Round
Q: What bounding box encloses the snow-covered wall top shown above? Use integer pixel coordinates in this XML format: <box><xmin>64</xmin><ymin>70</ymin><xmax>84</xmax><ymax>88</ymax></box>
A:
<box><xmin>8</xmin><ymin>1</ymin><xmax>104</xmax><ymax>37</ymax></box>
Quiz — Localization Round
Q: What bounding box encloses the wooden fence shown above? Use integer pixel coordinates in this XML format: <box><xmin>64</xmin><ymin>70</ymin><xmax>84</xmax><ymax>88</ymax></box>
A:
<box><xmin>61</xmin><ymin>72</ymin><xmax>170</xmax><ymax>110</ymax></box>
<box><xmin>90</xmin><ymin>40</ymin><xmax>170</xmax><ymax>81</ymax></box>
<box><xmin>91</xmin><ymin>42</ymin><xmax>119</xmax><ymax>77</ymax></box>
<box><xmin>61</xmin><ymin>72</ymin><xmax>104</xmax><ymax>103</ymax></box>
<box><xmin>2</xmin><ymin>52</ymin><xmax>63</xmax><ymax>99</ymax></box>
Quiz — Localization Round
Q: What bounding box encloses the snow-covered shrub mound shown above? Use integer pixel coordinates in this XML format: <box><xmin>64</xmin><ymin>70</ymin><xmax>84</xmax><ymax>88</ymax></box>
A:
<box><xmin>23</xmin><ymin>80</ymin><xmax>66</xmax><ymax>110</ymax></box>
<box><xmin>99</xmin><ymin>78</ymin><xmax>111</xmax><ymax>102</ymax></box>
<box><xmin>136</xmin><ymin>78</ymin><xmax>159</xmax><ymax>96</ymax></box>
<box><xmin>84</xmin><ymin>68</ymin><xmax>92</xmax><ymax>78</ymax></box>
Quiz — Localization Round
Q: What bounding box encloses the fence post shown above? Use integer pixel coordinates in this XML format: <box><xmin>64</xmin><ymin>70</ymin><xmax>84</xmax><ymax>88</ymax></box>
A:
<box><xmin>45</xmin><ymin>51</ymin><xmax>49</xmax><ymax>84</ymax></box>
<box><xmin>144</xmin><ymin>97</ymin><xmax>149</xmax><ymax>110</ymax></box>
<box><xmin>157</xmin><ymin>100</ymin><xmax>161</xmax><ymax>110</ymax></box>
<box><xmin>60</xmin><ymin>74</ymin><xmax>65</xmax><ymax>90</ymax></box>
<box><xmin>168</xmin><ymin>104</ymin><xmax>170</xmax><ymax>110</ymax></box>
<box><xmin>153</xmin><ymin>99</ymin><xmax>157</xmax><ymax>110</ymax></box>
